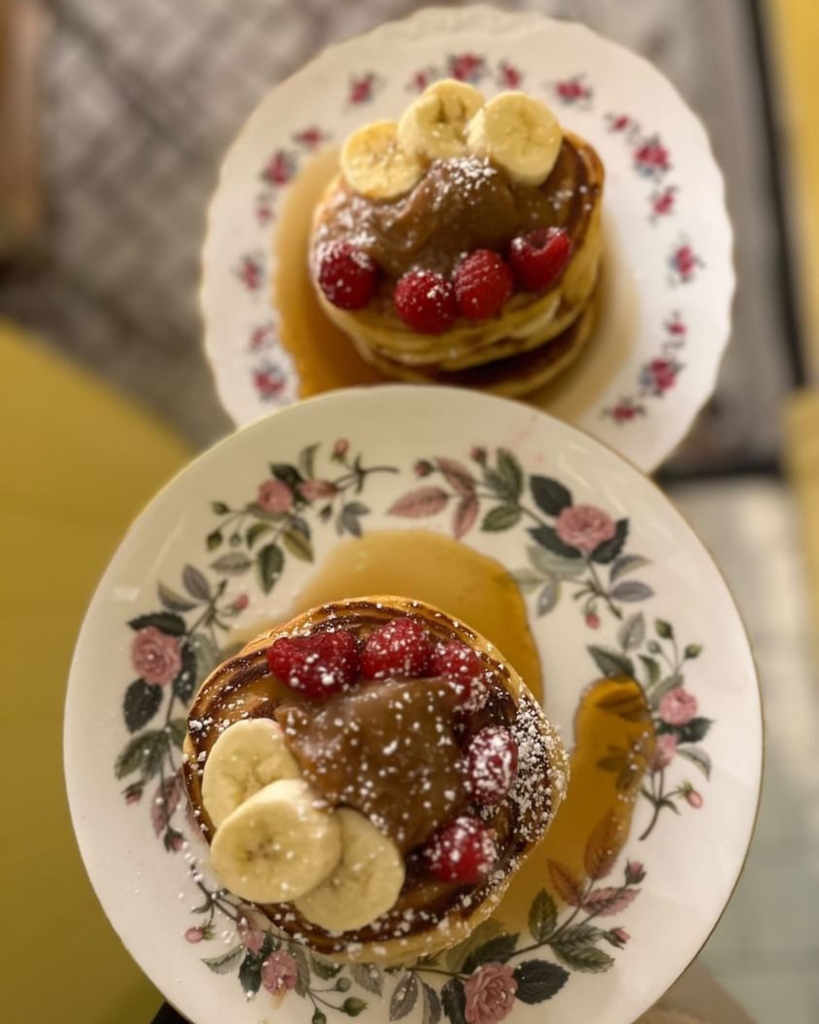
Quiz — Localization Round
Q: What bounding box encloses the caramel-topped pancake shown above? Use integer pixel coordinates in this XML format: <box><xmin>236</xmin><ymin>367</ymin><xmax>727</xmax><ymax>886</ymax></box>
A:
<box><xmin>307</xmin><ymin>81</ymin><xmax>604</xmax><ymax>395</ymax></box>
<box><xmin>183</xmin><ymin>596</ymin><xmax>568</xmax><ymax>964</ymax></box>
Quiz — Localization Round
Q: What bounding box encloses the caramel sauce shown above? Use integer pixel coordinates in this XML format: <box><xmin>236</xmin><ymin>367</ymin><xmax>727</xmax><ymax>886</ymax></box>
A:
<box><xmin>223</xmin><ymin>531</ymin><xmax>654</xmax><ymax>937</ymax></box>
<box><xmin>289</xmin><ymin>529</ymin><xmax>542</xmax><ymax>702</ymax></box>
<box><xmin>496</xmin><ymin>675</ymin><xmax>655</xmax><ymax>931</ymax></box>
<box><xmin>273</xmin><ymin>148</ymin><xmax>637</xmax><ymax>421</ymax></box>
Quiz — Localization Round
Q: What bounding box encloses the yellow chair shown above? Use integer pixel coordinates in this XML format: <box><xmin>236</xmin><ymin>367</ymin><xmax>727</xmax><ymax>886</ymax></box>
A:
<box><xmin>0</xmin><ymin>321</ymin><xmax>195</xmax><ymax>1023</ymax></box>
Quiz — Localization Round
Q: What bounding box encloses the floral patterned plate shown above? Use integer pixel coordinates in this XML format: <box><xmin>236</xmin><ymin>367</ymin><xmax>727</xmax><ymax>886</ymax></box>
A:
<box><xmin>65</xmin><ymin>386</ymin><xmax>760</xmax><ymax>1024</ymax></box>
<box><xmin>200</xmin><ymin>5</ymin><xmax>734</xmax><ymax>473</ymax></box>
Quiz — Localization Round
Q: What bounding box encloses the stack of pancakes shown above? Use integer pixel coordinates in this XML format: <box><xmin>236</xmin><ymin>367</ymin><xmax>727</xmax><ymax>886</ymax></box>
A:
<box><xmin>183</xmin><ymin>597</ymin><xmax>568</xmax><ymax>964</ymax></box>
<box><xmin>310</xmin><ymin>131</ymin><xmax>604</xmax><ymax>396</ymax></box>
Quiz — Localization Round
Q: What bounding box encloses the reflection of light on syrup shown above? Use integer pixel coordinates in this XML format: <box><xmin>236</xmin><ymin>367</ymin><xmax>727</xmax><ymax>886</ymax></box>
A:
<box><xmin>273</xmin><ymin>150</ymin><xmax>637</xmax><ymax>418</ymax></box>
<box><xmin>496</xmin><ymin>675</ymin><xmax>655</xmax><ymax>932</ymax></box>
<box><xmin>227</xmin><ymin>530</ymin><xmax>654</xmax><ymax>934</ymax></box>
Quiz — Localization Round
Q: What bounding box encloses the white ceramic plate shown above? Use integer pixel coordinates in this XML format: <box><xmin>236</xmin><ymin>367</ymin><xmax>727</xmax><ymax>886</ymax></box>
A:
<box><xmin>201</xmin><ymin>5</ymin><xmax>734</xmax><ymax>474</ymax></box>
<box><xmin>65</xmin><ymin>386</ymin><xmax>760</xmax><ymax>1024</ymax></box>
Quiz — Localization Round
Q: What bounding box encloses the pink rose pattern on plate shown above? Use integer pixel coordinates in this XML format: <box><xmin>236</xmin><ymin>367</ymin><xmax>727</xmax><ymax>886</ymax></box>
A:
<box><xmin>113</xmin><ymin>444</ymin><xmax>709</xmax><ymax>1017</ymax></box>
<box><xmin>464</xmin><ymin>963</ymin><xmax>518</xmax><ymax>1024</ymax></box>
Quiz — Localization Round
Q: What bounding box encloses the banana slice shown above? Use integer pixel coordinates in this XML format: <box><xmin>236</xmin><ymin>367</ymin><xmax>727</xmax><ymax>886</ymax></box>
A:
<box><xmin>340</xmin><ymin>120</ymin><xmax>424</xmax><ymax>201</ymax></box>
<box><xmin>201</xmin><ymin>718</ymin><xmax>301</xmax><ymax>828</ymax></box>
<box><xmin>398</xmin><ymin>79</ymin><xmax>485</xmax><ymax>162</ymax></box>
<box><xmin>210</xmin><ymin>778</ymin><xmax>342</xmax><ymax>904</ymax></box>
<box><xmin>295</xmin><ymin>809</ymin><xmax>405</xmax><ymax>932</ymax></box>
<box><xmin>466</xmin><ymin>91</ymin><xmax>562</xmax><ymax>186</ymax></box>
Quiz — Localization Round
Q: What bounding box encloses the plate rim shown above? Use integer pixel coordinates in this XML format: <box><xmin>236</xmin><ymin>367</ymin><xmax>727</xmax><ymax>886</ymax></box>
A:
<box><xmin>64</xmin><ymin>383</ymin><xmax>761</xmax><ymax>1024</ymax></box>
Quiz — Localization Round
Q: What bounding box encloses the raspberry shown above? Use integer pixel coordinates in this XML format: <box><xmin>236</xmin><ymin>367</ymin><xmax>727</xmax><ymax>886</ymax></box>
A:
<box><xmin>316</xmin><ymin>241</ymin><xmax>378</xmax><ymax>310</ymax></box>
<box><xmin>423</xmin><ymin>815</ymin><xmax>498</xmax><ymax>884</ymax></box>
<box><xmin>361</xmin><ymin>618</ymin><xmax>434</xmax><ymax>680</ymax></box>
<box><xmin>454</xmin><ymin>250</ymin><xmax>514</xmax><ymax>320</ymax></box>
<box><xmin>430</xmin><ymin>640</ymin><xmax>485</xmax><ymax>702</ymax></box>
<box><xmin>467</xmin><ymin>726</ymin><xmax>519</xmax><ymax>806</ymax></box>
<box><xmin>508</xmin><ymin>227</ymin><xmax>572</xmax><ymax>292</ymax></box>
<box><xmin>393</xmin><ymin>270</ymin><xmax>457</xmax><ymax>334</ymax></box>
<box><xmin>266</xmin><ymin>630</ymin><xmax>360</xmax><ymax>698</ymax></box>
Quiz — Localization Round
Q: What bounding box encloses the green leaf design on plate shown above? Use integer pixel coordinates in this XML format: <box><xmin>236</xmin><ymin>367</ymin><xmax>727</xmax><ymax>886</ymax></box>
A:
<box><xmin>526</xmin><ymin>544</ymin><xmax>584</xmax><ymax>578</ymax></box>
<box><xmin>658</xmin><ymin>716</ymin><xmax>713</xmax><ymax>744</ymax></box>
<box><xmin>206</xmin><ymin>529</ymin><xmax>223</xmax><ymax>551</ymax></box>
<box><xmin>115</xmin><ymin>729</ymin><xmax>164</xmax><ymax>778</ymax></box>
<box><xmin>441</xmin><ymin>978</ymin><xmax>467</xmax><ymax>1024</ymax></box>
<box><xmin>529</xmin><ymin>889</ymin><xmax>558</xmax><ymax>942</ymax></box>
<box><xmin>210</xmin><ymin>551</ymin><xmax>253</xmax><ymax>574</ymax></box>
<box><xmin>617</xmin><ymin>612</ymin><xmax>645</xmax><ymax>651</ymax></box>
<box><xmin>445</xmin><ymin>919</ymin><xmax>504</xmax><ymax>972</ymax></box>
<box><xmin>299</xmin><ymin>443</ymin><xmax>320</xmax><ymax>480</ymax></box>
<box><xmin>529</xmin><ymin>475</ymin><xmax>572</xmax><ymax>515</ymax></box>
<box><xmin>527</xmin><ymin>525</ymin><xmax>582</xmax><ymax>559</ymax></box>
<box><xmin>685</xmin><ymin>643</ymin><xmax>703</xmax><ymax>659</ymax></box>
<box><xmin>246</xmin><ymin>521</ymin><xmax>272</xmax><ymax>547</ymax></box>
<box><xmin>638</xmin><ymin>654</ymin><xmax>661</xmax><ymax>687</ymax></box>
<box><xmin>123</xmin><ymin>680</ymin><xmax>163</xmax><ymax>733</ymax></box>
<box><xmin>283</xmin><ymin>526</ymin><xmax>314</xmax><ymax>562</ymax></box>
<box><xmin>172</xmin><ymin>642</ymin><xmax>198</xmax><ymax>703</ymax></box>
<box><xmin>677</xmin><ymin>745</ymin><xmax>712</xmax><ymax>779</ymax></box>
<box><xmin>183</xmin><ymin>565</ymin><xmax>212</xmax><ymax>601</ymax></box>
<box><xmin>389</xmin><ymin>973</ymin><xmax>419</xmax><ymax>1020</ymax></box>
<box><xmin>257</xmin><ymin>543</ymin><xmax>284</xmax><ymax>593</ymax></box>
<box><xmin>513</xmin><ymin>960</ymin><xmax>569</xmax><ymax>1003</ymax></box>
<box><xmin>312</xmin><ymin>1011</ymin><xmax>327</xmax><ymax>1024</ymax></box>
<box><xmin>310</xmin><ymin>955</ymin><xmax>342</xmax><ymax>979</ymax></box>
<box><xmin>461</xmin><ymin>932</ymin><xmax>519</xmax><ymax>973</ymax></box>
<box><xmin>495</xmin><ymin>448</ymin><xmax>523</xmax><ymax>501</ymax></box>
<box><xmin>610</xmin><ymin>553</ymin><xmax>650</xmax><ymax>582</ymax></box>
<box><xmin>157</xmin><ymin>583</ymin><xmax>197</xmax><ymax>612</ymax></box>
<box><xmin>481</xmin><ymin>504</ymin><xmax>521</xmax><ymax>531</ymax></box>
<box><xmin>166</xmin><ymin>718</ymin><xmax>187</xmax><ymax>750</ymax></box>
<box><xmin>512</xmin><ymin>569</ymin><xmax>542</xmax><ymax>593</ymax></box>
<box><xmin>536</xmin><ymin>577</ymin><xmax>559</xmax><ymax>616</ymax></box>
<box><xmin>202</xmin><ymin>945</ymin><xmax>243</xmax><ymax>974</ymax></box>
<box><xmin>351</xmin><ymin>963</ymin><xmax>384</xmax><ymax>996</ymax></box>
<box><xmin>587</xmin><ymin>646</ymin><xmax>635</xmax><ymax>679</ymax></box>
<box><xmin>611</xmin><ymin>580</ymin><xmax>654</xmax><ymax>602</ymax></box>
<box><xmin>127</xmin><ymin>611</ymin><xmax>186</xmax><ymax>636</ymax></box>
<box><xmin>549</xmin><ymin>923</ymin><xmax>610</xmax><ymax>974</ymax></box>
<box><xmin>289</xmin><ymin>943</ymin><xmax>310</xmax><ymax>997</ymax></box>
<box><xmin>238</xmin><ymin>951</ymin><xmax>262</xmax><ymax>995</ymax></box>
<box><xmin>189</xmin><ymin>632</ymin><xmax>220</xmax><ymax>686</ymax></box>
<box><xmin>655</xmin><ymin>618</ymin><xmax>674</xmax><ymax>639</ymax></box>
<box><xmin>422</xmin><ymin>982</ymin><xmax>442</xmax><ymax>1024</ymax></box>
<box><xmin>590</xmin><ymin>520</ymin><xmax>628</xmax><ymax>564</ymax></box>
<box><xmin>339</xmin><ymin>501</ymin><xmax>369</xmax><ymax>538</ymax></box>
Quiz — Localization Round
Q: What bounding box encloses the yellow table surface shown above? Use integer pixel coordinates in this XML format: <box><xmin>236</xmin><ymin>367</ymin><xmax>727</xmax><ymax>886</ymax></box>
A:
<box><xmin>0</xmin><ymin>322</ymin><xmax>193</xmax><ymax>1023</ymax></box>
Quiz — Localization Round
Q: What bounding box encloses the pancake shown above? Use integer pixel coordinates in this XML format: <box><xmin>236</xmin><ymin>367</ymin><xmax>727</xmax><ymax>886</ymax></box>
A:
<box><xmin>362</xmin><ymin>283</ymin><xmax>600</xmax><ymax>397</ymax></box>
<box><xmin>183</xmin><ymin>596</ymin><xmax>568</xmax><ymax>965</ymax></box>
<box><xmin>309</xmin><ymin>130</ymin><xmax>604</xmax><ymax>389</ymax></box>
